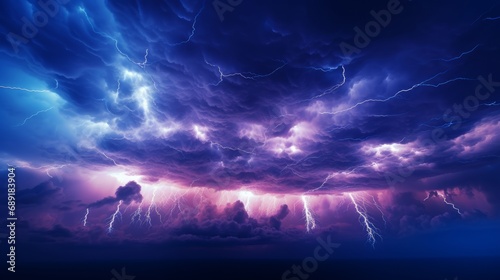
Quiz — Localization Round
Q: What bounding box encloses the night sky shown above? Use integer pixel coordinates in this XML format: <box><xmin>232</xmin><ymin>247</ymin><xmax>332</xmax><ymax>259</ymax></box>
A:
<box><xmin>1</xmin><ymin>0</ymin><xmax>500</xmax><ymax>279</ymax></box>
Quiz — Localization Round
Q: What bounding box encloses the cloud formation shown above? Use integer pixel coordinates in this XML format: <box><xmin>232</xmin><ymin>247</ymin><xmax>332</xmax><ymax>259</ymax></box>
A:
<box><xmin>0</xmin><ymin>0</ymin><xmax>499</xmax><ymax>263</ymax></box>
<box><xmin>89</xmin><ymin>181</ymin><xmax>143</xmax><ymax>208</ymax></box>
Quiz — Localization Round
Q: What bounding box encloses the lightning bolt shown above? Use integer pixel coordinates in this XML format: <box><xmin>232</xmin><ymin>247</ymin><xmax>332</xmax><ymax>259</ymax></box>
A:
<box><xmin>15</xmin><ymin>107</ymin><xmax>54</xmax><ymax>127</ymax></box>
<box><xmin>204</xmin><ymin>59</ymin><xmax>287</xmax><ymax>86</ymax></box>
<box><xmin>266</xmin><ymin>197</ymin><xmax>278</xmax><ymax>216</ymax></box>
<box><xmin>99</xmin><ymin>151</ymin><xmax>119</xmax><ymax>166</ymax></box>
<box><xmin>322</xmin><ymin>71</ymin><xmax>475</xmax><ymax>115</ymax></box>
<box><xmin>83</xmin><ymin>208</ymin><xmax>90</xmax><ymax>227</ymax></box>
<box><xmin>296</xmin><ymin>65</ymin><xmax>346</xmax><ymax>103</ymax></box>
<box><xmin>12</xmin><ymin>163</ymin><xmax>69</xmax><ymax>179</ymax></box>
<box><xmin>280</xmin><ymin>155</ymin><xmax>320</xmax><ymax>174</ymax></box>
<box><xmin>154</xmin><ymin>197</ymin><xmax>163</xmax><ymax>224</ymax></box>
<box><xmin>131</xmin><ymin>201</ymin><xmax>143</xmax><ymax>224</ymax></box>
<box><xmin>484</xmin><ymin>16</ymin><xmax>500</xmax><ymax>21</ymax></box>
<box><xmin>238</xmin><ymin>190</ymin><xmax>254</xmax><ymax>212</ymax></box>
<box><xmin>433</xmin><ymin>44</ymin><xmax>481</xmax><ymax>62</ymax></box>
<box><xmin>471</xmin><ymin>4</ymin><xmax>498</xmax><ymax>24</ymax></box>
<box><xmin>370</xmin><ymin>195</ymin><xmax>387</xmax><ymax>227</ymax></box>
<box><xmin>108</xmin><ymin>200</ymin><xmax>123</xmax><ymax>233</ymax></box>
<box><xmin>168</xmin><ymin>194</ymin><xmax>178</xmax><ymax>219</ymax></box>
<box><xmin>301</xmin><ymin>195</ymin><xmax>316</xmax><ymax>232</ymax></box>
<box><xmin>45</xmin><ymin>164</ymin><xmax>68</xmax><ymax>178</ymax></box>
<box><xmin>418</xmin><ymin>115</ymin><xmax>456</xmax><ymax>129</ymax></box>
<box><xmin>348</xmin><ymin>193</ymin><xmax>382</xmax><ymax>247</ymax></box>
<box><xmin>0</xmin><ymin>85</ymin><xmax>52</xmax><ymax>93</ymax></box>
<box><xmin>144</xmin><ymin>187</ymin><xmax>162</xmax><ymax>227</ymax></box>
<box><xmin>210</xmin><ymin>141</ymin><xmax>255</xmax><ymax>154</ymax></box>
<box><xmin>166</xmin><ymin>190</ymin><xmax>185</xmax><ymax>219</ymax></box>
<box><xmin>423</xmin><ymin>191</ymin><xmax>463</xmax><ymax>215</ymax></box>
<box><xmin>423</xmin><ymin>193</ymin><xmax>432</xmax><ymax>201</ymax></box>
<box><xmin>139</xmin><ymin>49</ymin><xmax>149</xmax><ymax>68</ymax></box>
<box><xmin>423</xmin><ymin>190</ymin><xmax>439</xmax><ymax>201</ymax></box>
<box><xmin>115</xmin><ymin>78</ymin><xmax>121</xmax><ymax>96</ymax></box>
<box><xmin>169</xmin><ymin>2</ymin><xmax>205</xmax><ymax>46</ymax></box>
<box><xmin>437</xmin><ymin>191</ymin><xmax>463</xmax><ymax>215</ymax></box>
<box><xmin>79</xmin><ymin>7</ymin><xmax>144</xmax><ymax>67</ymax></box>
<box><xmin>195</xmin><ymin>186</ymin><xmax>207</xmax><ymax>205</ymax></box>
<box><xmin>314</xmin><ymin>173</ymin><xmax>336</xmax><ymax>193</ymax></box>
<box><xmin>308</xmin><ymin>165</ymin><xmax>369</xmax><ymax>193</ymax></box>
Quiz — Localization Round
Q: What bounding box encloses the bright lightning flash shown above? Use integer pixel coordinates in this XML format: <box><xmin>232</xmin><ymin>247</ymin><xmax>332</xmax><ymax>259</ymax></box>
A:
<box><xmin>437</xmin><ymin>191</ymin><xmax>463</xmax><ymax>215</ymax></box>
<box><xmin>131</xmin><ymin>201</ymin><xmax>143</xmax><ymax>224</ymax></box>
<box><xmin>144</xmin><ymin>187</ymin><xmax>162</xmax><ymax>227</ymax></box>
<box><xmin>348</xmin><ymin>193</ymin><xmax>382</xmax><ymax>247</ymax></box>
<box><xmin>423</xmin><ymin>190</ymin><xmax>463</xmax><ymax>216</ymax></box>
<box><xmin>108</xmin><ymin>200</ymin><xmax>123</xmax><ymax>233</ymax></box>
<box><xmin>83</xmin><ymin>208</ymin><xmax>89</xmax><ymax>227</ymax></box>
<box><xmin>301</xmin><ymin>195</ymin><xmax>316</xmax><ymax>232</ymax></box>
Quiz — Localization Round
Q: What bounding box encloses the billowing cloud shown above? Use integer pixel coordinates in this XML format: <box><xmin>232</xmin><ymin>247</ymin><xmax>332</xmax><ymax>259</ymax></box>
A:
<box><xmin>89</xmin><ymin>181</ymin><xmax>143</xmax><ymax>208</ymax></box>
